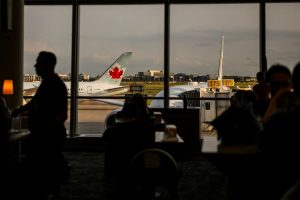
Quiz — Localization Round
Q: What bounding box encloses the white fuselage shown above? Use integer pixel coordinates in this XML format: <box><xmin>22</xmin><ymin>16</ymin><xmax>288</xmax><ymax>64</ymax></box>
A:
<box><xmin>23</xmin><ymin>81</ymin><xmax>129</xmax><ymax>96</ymax></box>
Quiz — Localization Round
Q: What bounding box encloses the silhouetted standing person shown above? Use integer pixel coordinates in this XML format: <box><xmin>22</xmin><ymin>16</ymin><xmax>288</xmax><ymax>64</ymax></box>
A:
<box><xmin>12</xmin><ymin>51</ymin><xmax>68</xmax><ymax>200</ymax></box>
<box><xmin>256</xmin><ymin>63</ymin><xmax>300</xmax><ymax>200</ymax></box>
<box><xmin>253</xmin><ymin>71</ymin><xmax>270</xmax><ymax>117</ymax></box>
<box><xmin>261</xmin><ymin>64</ymin><xmax>292</xmax><ymax>123</ymax></box>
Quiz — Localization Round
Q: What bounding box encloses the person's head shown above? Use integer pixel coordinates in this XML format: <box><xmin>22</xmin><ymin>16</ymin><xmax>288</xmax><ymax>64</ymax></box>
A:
<box><xmin>256</xmin><ymin>71</ymin><xmax>265</xmax><ymax>83</ymax></box>
<box><xmin>292</xmin><ymin>62</ymin><xmax>300</xmax><ymax>96</ymax></box>
<box><xmin>34</xmin><ymin>51</ymin><xmax>57</xmax><ymax>78</ymax></box>
<box><xmin>128</xmin><ymin>93</ymin><xmax>151</xmax><ymax>115</ymax></box>
<box><xmin>266</xmin><ymin>64</ymin><xmax>291</xmax><ymax>97</ymax></box>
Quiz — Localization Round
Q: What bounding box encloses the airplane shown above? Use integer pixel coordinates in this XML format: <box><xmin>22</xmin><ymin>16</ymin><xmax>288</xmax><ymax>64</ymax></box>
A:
<box><xmin>23</xmin><ymin>52</ymin><xmax>133</xmax><ymax>97</ymax></box>
<box><xmin>104</xmin><ymin>36</ymin><xmax>233</xmax><ymax>128</ymax></box>
<box><xmin>150</xmin><ymin>35</ymin><xmax>232</xmax><ymax>108</ymax></box>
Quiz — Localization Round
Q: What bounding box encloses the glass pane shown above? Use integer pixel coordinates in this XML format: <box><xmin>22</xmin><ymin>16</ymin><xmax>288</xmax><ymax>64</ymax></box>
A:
<box><xmin>170</xmin><ymin>4</ymin><xmax>259</xmax><ymax>77</ymax></box>
<box><xmin>24</xmin><ymin>6</ymin><xmax>72</xmax><ymax>134</ymax></box>
<box><xmin>79</xmin><ymin>5</ymin><xmax>164</xmax><ymax>136</ymax></box>
<box><xmin>266</xmin><ymin>3</ymin><xmax>300</xmax><ymax>72</ymax></box>
<box><xmin>170</xmin><ymin>4</ymin><xmax>259</xmax><ymax>133</ymax></box>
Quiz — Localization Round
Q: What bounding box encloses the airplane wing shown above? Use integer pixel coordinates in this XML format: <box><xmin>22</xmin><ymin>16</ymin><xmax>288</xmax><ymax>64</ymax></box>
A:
<box><xmin>23</xmin><ymin>82</ymin><xmax>40</xmax><ymax>96</ymax></box>
<box><xmin>23</xmin><ymin>87</ymin><xmax>37</xmax><ymax>96</ymax></box>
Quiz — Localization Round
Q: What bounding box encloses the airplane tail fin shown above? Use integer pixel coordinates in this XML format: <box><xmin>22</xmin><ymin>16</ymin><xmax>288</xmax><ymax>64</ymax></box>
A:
<box><xmin>217</xmin><ymin>36</ymin><xmax>224</xmax><ymax>81</ymax></box>
<box><xmin>93</xmin><ymin>52</ymin><xmax>133</xmax><ymax>85</ymax></box>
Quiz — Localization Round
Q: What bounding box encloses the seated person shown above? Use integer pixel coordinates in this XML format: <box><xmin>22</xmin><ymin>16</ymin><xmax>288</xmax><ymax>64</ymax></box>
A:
<box><xmin>253</xmin><ymin>71</ymin><xmax>270</xmax><ymax>117</ymax></box>
<box><xmin>102</xmin><ymin>94</ymin><xmax>155</xmax><ymax>180</ymax></box>
<box><xmin>256</xmin><ymin>62</ymin><xmax>300</xmax><ymax>200</ymax></box>
<box><xmin>211</xmin><ymin>90</ymin><xmax>262</xmax><ymax>145</ymax></box>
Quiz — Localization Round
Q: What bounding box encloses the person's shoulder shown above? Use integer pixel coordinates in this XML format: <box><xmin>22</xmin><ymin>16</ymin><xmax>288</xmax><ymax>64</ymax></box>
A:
<box><xmin>253</xmin><ymin>84</ymin><xmax>259</xmax><ymax>90</ymax></box>
<box><xmin>103</xmin><ymin>126</ymin><xmax>116</xmax><ymax>135</ymax></box>
<box><xmin>54</xmin><ymin>74</ymin><xmax>65</xmax><ymax>83</ymax></box>
<box><xmin>253</xmin><ymin>82</ymin><xmax>267</xmax><ymax>90</ymax></box>
<box><xmin>50</xmin><ymin>74</ymin><xmax>67</xmax><ymax>90</ymax></box>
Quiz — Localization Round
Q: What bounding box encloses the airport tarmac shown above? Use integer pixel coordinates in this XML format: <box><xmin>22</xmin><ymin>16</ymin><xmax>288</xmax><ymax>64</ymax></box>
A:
<box><xmin>66</xmin><ymin>100</ymin><xmax>121</xmax><ymax>136</ymax></box>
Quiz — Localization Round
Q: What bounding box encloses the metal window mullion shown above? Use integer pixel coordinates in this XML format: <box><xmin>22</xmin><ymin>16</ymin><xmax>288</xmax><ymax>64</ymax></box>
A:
<box><xmin>70</xmin><ymin>0</ymin><xmax>79</xmax><ymax>137</ymax></box>
<box><xmin>259</xmin><ymin>0</ymin><xmax>266</xmax><ymax>73</ymax></box>
<box><xmin>164</xmin><ymin>0</ymin><xmax>170</xmax><ymax>108</ymax></box>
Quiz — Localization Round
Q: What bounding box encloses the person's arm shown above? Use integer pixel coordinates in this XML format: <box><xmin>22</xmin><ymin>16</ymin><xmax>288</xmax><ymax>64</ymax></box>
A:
<box><xmin>261</xmin><ymin>88</ymin><xmax>291</xmax><ymax>123</ymax></box>
<box><xmin>11</xmin><ymin>98</ymin><xmax>35</xmax><ymax>117</ymax></box>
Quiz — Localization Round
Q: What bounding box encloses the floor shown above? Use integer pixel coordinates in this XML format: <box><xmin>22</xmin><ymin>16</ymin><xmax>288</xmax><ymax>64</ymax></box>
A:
<box><xmin>60</xmin><ymin>150</ymin><xmax>228</xmax><ymax>200</ymax></box>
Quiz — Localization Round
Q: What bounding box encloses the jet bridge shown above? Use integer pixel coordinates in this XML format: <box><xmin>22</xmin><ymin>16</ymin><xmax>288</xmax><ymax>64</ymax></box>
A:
<box><xmin>178</xmin><ymin>89</ymin><xmax>231</xmax><ymax>123</ymax></box>
<box><xmin>198</xmin><ymin>90</ymin><xmax>231</xmax><ymax>123</ymax></box>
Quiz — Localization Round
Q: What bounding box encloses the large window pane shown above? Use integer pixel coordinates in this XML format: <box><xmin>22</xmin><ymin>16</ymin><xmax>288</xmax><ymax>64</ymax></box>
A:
<box><xmin>170</xmin><ymin>4</ymin><xmax>259</xmax><ymax>127</ymax></box>
<box><xmin>266</xmin><ymin>3</ymin><xmax>300</xmax><ymax>72</ymax></box>
<box><xmin>24</xmin><ymin>6</ymin><xmax>72</xmax><ymax>133</ymax></box>
<box><xmin>170</xmin><ymin>4</ymin><xmax>260</xmax><ymax>77</ymax></box>
<box><xmin>78</xmin><ymin>5</ymin><xmax>164</xmax><ymax>135</ymax></box>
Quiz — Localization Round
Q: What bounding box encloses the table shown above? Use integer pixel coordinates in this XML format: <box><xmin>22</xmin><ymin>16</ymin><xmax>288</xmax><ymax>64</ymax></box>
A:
<box><xmin>201</xmin><ymin>135</ymin><xmax>220</xmax><ymax>153</ymax></box>
<box><xmin>201</xmin><ymin>135</ymin><xmax>262</xmax><ymax>200</ymax></box>
<box><xmin>201</xmin><ymin>135</ymin><xmax>259</xmax><ymax>154</ymax></box>
<box><xmin>9</xmin><ymin>129</ymin><xmax>30</xmax><ymax>142</ymax></box>
<box><xmin>201</xmin><ymin>135</ymin><xmax>261</xmax><ymax>173</ymax></box>
<box><xmin>155</xmin><ymin>131</ymin><xmax>184</xmax><ymax>143</ymax></box>
<box><xmin>154</xmin><ymin>131</ymin><xmax>195</xmax><ymax>159</ymax></box>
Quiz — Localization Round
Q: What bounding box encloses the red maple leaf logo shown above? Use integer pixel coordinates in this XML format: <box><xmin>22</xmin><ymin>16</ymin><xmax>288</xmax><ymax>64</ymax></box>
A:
<box><xmin>109</xmin><ymin>66</ymin><xmax>123</xmax><ymax>79</ymax></box>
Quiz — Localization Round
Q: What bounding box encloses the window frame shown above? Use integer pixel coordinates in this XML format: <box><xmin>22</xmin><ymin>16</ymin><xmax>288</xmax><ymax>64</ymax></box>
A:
<box><xmin>24</xmin><ymin>0</ymin><xmax>300</xmax><ymax>137</ymax></box>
